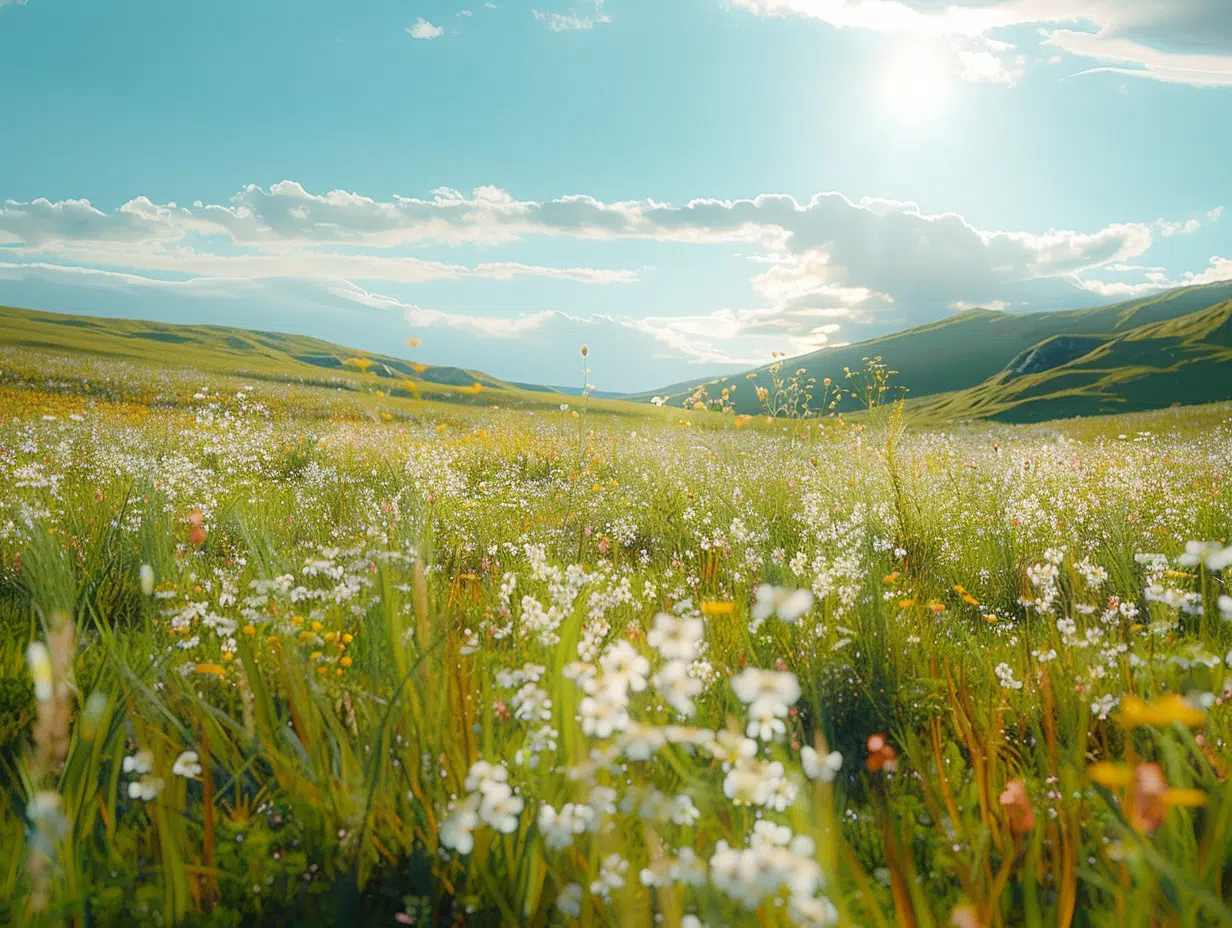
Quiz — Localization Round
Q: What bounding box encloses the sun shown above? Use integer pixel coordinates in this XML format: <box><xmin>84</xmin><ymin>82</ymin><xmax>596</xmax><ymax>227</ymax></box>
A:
<box><xmin>880</xmin><ymin>42</ymin><xmax>952</xmax><ymax>121</ymax></box>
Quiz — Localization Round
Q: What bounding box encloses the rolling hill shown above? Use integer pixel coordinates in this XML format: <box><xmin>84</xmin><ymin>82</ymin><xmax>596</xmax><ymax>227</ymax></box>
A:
<box><xmin>630</xmin><ymin>281</ymin><xmax>1232</xmax><ymax>423</ymax></box>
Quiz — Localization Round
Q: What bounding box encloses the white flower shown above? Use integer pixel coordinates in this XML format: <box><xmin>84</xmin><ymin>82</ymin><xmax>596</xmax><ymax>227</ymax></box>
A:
<box><xmin>1178</xmin><ymin>540</ymin><xmax>1226</xmax><ymax>568</ymax></box>
<box><xmin>127</xmin><ymin>775</ymin><xmax>164</xmax><ymax>802</ymax></box>
<box><xmin>746</xmin><ymin>699</ymin><xmax>788</xmax><ymax>741</ymax></box>
<box><xmin>801</xmin><ymin>746</ymin><xmax>843</xmax><ymax>782</ymax></box>
<box><xmin>599</xmin><ymin>640</ymin><xmax>650</xmax><ymax>693</ymax></box>
<box><xmin>538</xmin><ymin>802</ymin><xmax>593</xmax><ymax>850</ymax></box>
<box><xmin>122</xmin><ymin>750</ymin><xmax>154</xmax><ymax>776</ymax></box>
<box><xmin>140</xmin><ymin>564</ymin><xmax>155</xmax><ymax>596</ymax></box>
<box><xmin>589</xmin><ymin>853</ymin><xmax>627</xmax><ymax>899</ymax></box>
<box><xmin>731</xmin><ymin>668</ymin><xmax>801</xmax><ymax>728</ymax></box>
<box><xmin>752</xmin><ymin>584</ymin><xmax>815</xmax><ymax>624</ymax></box>
<box><xmin>556</xmin><ymin>883</ymin><xmax>583</xmax><ymax>916</ymax></box>
<box><xmin>172</xmin><ymin>750</ymin><xmax>202</xmax><ymax>779</ymax></box>
<box><xmin>580</xmin><ymin>686</ymin><xmax>631</xmax><ymax>739</ymax></box>
<box><xmin>653</xmin><ymin>659</ymin><xmax>703</xmax><ymax>716</ymax></box>
<box><xmin>708</xmin><ymin>729</ymin><xmax>757</xmax><ymax>768</ymax></box>
<box><xmin>646</xmin><ymin>612</ymin><xmax>705</xmax><ymax>662</ymax></box>
<box><xmin>464</xmin><ymin>760</ymin><xmax>507</xmax><ymax>793</ymax></box>
<box><xmin>26</xmin><ymin>641</ymin><xmax>53</xmax><ymax>702</ymax></box>
<box><xmin>440</xmin><ymin>796</ymin><xmax>479</xmax><ymax>854</ymax></box>
<box><xmin>478</xmin><ymin>781</ymin><xmax>524</xmax><ymax>834</ymax></box>
<box><xmin>722</xmin><ymin>758</ymin><xmax>784</xmax><ymax>807</ymax></box>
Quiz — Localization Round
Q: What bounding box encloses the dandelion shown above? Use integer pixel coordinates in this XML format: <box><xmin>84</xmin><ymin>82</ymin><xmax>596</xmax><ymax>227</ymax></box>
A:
<box><xmin>140</xmin><ymin>564</ymin><xmax>155</xmax><ymax>596</ymax></box>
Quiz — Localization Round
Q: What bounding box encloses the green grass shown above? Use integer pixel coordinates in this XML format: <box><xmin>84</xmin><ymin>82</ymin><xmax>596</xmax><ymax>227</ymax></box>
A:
<box><xmin>0</xmin><ymin>343</ymin><xmax>1230</xmax><ymax>926</ymax></box>
<box><xmin>639</xmin><ymin>281</ymin><xmax>1232</xmax><ymax>423</ymax></box>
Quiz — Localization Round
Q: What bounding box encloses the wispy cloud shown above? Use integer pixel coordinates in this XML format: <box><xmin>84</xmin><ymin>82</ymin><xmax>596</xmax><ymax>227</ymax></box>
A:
<box><xmin>533</xmin><ymin>1</ymin><xmax>610</xmax><ymax>32</ymax></box>
<box><xmin>729</xmin><ymin>1</ymin><xmax>1232</xmax><ymax>88</ymax></box>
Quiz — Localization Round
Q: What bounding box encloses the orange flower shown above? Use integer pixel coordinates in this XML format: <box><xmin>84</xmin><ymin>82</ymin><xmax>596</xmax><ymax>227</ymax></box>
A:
<box><xmin>1126</xmin><ymin>762</ymin><xmax>1168</xmax><ymax>834</ymax></box>
<box><xmin>188</xmin><ymin>509</ymin><xmax>207</xmax><ymax>546</ymax></box>
<box><xmin>951</xmin><ymin>905</ymin><xmax>984</xmax><ymax>928</ymax></box>
<box><xmin>866</xmin><ymin>734</ymin><xmax>898</xmax><ymax>773</ymax></box>
<box><xmin>998</xmin><ymin>778</ymin><xmax>1034</xmax><ymax>835</ymax></box>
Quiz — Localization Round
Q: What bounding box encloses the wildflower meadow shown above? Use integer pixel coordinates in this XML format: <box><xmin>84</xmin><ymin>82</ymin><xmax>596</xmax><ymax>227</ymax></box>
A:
<box><xmin>2</xmin><ymin>346</ymin><xmax>1231</xmax><ymax>927</ymax></box>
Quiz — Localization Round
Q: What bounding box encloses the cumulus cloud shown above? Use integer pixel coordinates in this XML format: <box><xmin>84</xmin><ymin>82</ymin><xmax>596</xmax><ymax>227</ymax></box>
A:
<box><xmin>730</xmin><ymin>1</ymin><xmax>1232</xmax><ymax>87</ymax></box>
<box><xmin>407</xmin><ymin>18</ymin><xmax>445</xmax><ymax>40</ymax></box>
<box><xmin>0</xmin><ymin>180</ymin><xmax>1221</xmax><ymax>371</ymax></box>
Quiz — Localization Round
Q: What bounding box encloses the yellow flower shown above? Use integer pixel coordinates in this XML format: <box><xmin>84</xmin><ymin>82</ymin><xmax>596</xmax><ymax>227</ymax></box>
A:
<box><xmin>700</xmin><ymin>601</ymin><xmax>735</xmax><ymax>616</ymax></box>
<box><xmin>1118</xmin><ymin>693</ymin><xmax>1206</xmax><ymax>728</ymax></box>
<box><xmin>1087</xmin><ymin>762</ymin><xmax>1132</xmax><ymax>788</ymax></box>
<box><xmin>1162</xmin><ymin>788</ymin><xmax>1207</xmax><ymax>808</ymax></box>
<box><xmin>195</xmin><ymin>663</ymin><xmax>226</xmax><ymax>676</ymax></box>
<box><xmin>242</xmin><ymin>624</ymin><xmax>256</xmax><ymax>636</ymax></box>
<box><xmin>340</xmin><ymin>656</ymin><xmax>352</xmax><ymax>668</ymax></box>
<box><xmin>898</xmin><ymin>598</ymin><xmax>916</xmax><ymax>609</ymax></box>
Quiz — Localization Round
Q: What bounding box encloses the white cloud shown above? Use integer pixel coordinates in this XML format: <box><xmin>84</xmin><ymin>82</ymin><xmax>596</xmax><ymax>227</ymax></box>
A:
<box><xmin>957</xmin><ymin>46</ymin><xmax>1026</xmax><ymax>85</ymax></box>
<box><xmin>1</xmin><ymin>180</ymin><xmax>1220</xmax><ymax>367</ymax></box>
<box><xmin>951</xmin><ymin>299</ymin><xmax>1010</xmax><ymax>311</ymax></box>
<box><xmin>730</xmin><ymin>1</ymin><xmax>1232</xmax><ymax>88</ymax></box>
<box><xmin>407</xmin><ymin>18</ymin><xmax>445</xmax><ymax>40</ymax></box>
<box><xmin>1046</xmin><ymin>29</ymin><xmax>1232</xmax><ymax>86</ymax></box>
<box><xmin>533</xmin><ymin>2</ymin><xmax>610</xmax><ymax>32</ymax></box>
<box><xmin>1073</xmin><ymin>255</ymin><xmax>1232</xmax><ymax>296</ymax></box>
<box><xmin>404</xmin><ymin>307</ymin><xmax>560</xmax><ymax>338</ymax></box>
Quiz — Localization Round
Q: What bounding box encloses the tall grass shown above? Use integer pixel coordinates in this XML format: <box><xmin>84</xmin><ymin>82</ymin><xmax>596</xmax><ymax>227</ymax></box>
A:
<box><xmin>0</xmin><ymin>353</ymin><xmax>1230</xmax><ymax>926</ymax></box>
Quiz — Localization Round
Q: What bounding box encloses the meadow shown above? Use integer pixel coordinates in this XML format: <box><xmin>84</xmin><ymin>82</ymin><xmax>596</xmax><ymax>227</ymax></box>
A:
<box><xmin>2</xmin><ymin>344</ymin><xmax>1231</xmax><ymax>927</ymax></box>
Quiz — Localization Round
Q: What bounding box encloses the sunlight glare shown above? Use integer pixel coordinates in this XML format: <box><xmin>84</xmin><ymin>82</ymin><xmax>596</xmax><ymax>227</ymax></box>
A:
<box><xmin>881</xmin><ymin>42</ymin><xmax>951</xmax><ymax>121</ymax></box>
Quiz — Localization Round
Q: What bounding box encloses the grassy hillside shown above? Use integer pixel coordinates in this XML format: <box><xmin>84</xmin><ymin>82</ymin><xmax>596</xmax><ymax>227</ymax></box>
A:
<box><xmin>631</xmin><ymin>281</ymin><xmax>1232</xmax><ymax>420</ymax></box>
<box><xmin>907</xmin><ymin>298</ymin><xmax>1232</xmax><ymax>423</ymax></box>
<box><xmin>0</xmin><ymin>304</ymin><xmax>650</xmax><ymax>417</ymax></box>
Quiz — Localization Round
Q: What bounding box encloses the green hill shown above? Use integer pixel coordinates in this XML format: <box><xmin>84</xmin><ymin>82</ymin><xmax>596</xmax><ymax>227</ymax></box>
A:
<box><xmin>630</xmin><ymin>281</ymin><xmax>1232</xmax><ymax>422</ymax></box>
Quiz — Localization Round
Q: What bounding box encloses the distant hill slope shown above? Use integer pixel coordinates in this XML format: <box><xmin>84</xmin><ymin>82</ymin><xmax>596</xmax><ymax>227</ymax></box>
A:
<box><xmin>0</xmin><ymin>304</ymin><xmax>576</xmax><ymax>407</ymax></box>
<box><xmin>630</xmin><ymin>281</ymin><xmax>1232</xmax><ymax>422</ymax></box>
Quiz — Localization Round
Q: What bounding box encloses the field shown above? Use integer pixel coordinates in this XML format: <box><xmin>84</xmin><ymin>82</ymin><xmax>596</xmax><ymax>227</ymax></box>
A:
<box><xmin>2</xmin><ymin>341</ymin><xmax>1232</xmax><ymax>927</ymax></box>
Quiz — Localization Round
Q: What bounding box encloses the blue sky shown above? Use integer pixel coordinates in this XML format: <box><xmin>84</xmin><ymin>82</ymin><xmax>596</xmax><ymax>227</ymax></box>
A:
<box><xmin>1</xmin><ymin>0</ymin><xmax>1230</xmax><ymax>392</ymax></box>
